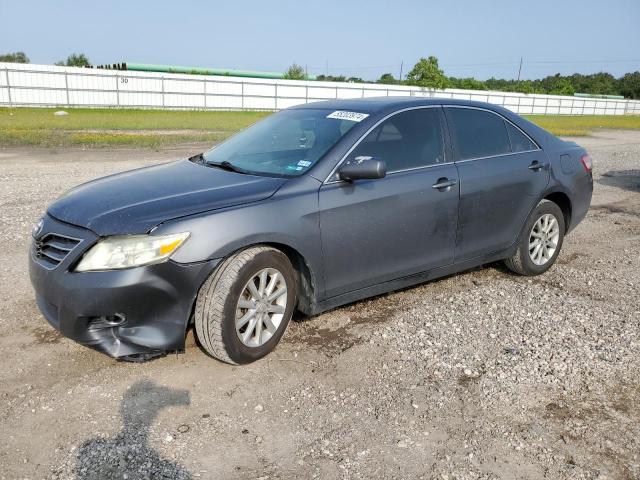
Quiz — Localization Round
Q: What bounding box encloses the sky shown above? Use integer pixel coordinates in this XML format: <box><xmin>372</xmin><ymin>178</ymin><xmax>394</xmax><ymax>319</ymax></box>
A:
<box><xmin>1</xmin><ymin>0</ymin><xmax>639</xmax><ymax>81</ymax></box>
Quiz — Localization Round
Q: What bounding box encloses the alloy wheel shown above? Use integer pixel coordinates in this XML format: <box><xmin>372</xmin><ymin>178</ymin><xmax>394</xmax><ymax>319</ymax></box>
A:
<box><xmin>235</xmin><ymin>268</ymin><xmax>288</xmax><ymax>347</ymax></box>
<box><xmin>528</xmin><ymin>213</ymin><xmax>560</xmax><ymax>266</ymax></box>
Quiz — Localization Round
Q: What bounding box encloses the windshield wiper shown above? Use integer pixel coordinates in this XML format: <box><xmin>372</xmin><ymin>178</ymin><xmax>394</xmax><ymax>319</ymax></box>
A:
<box><xmin>190</xmin><ymin>153</ymin><xmax>247</xmax><ymax>174</ymax></box>
<box><xmin>205</xmin><ymin>160</ymin><xmax>248</xmax><ymax>175</ymax></box>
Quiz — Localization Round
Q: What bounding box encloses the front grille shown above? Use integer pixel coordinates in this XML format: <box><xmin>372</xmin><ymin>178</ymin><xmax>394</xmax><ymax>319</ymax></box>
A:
<box><xmin>34</xmin><ymin>233</ymin><xmax>82</xmax><ymax>269</ymax></box>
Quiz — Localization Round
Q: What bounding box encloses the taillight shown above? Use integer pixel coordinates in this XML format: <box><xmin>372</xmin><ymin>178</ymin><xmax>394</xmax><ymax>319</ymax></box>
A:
<box><xmin>580</xmin><ymin>154</ymin><xmax>593</xmax><ymax>174</ymax></box>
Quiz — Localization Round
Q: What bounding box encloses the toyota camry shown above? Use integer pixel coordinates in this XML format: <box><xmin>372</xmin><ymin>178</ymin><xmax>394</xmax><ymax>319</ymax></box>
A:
<box><xmin>29</xmin><ymin>97</ymin><xmax>593</xmax><ymax>364</ymax></box>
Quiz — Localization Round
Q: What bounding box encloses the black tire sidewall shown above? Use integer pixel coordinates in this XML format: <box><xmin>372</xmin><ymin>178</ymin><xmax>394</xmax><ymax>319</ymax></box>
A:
<box><xmin>518</xmin><ymin>201</ymin><xmax>566</xmax><ymax>275</ymax></box>
<box><xmin>220</xmin><ymin>250</ymin><xmax>296</xmax><ymax>364</ymax></box>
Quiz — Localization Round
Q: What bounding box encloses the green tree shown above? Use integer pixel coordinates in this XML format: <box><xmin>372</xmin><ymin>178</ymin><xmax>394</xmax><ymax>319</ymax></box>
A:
<box><xmin>485</xmin><ymin>77</ymin><xmax>510</xmax><ymax>91</ymax></box>
<box><xmin>548</xmin><ymin>76</ymin><xmax>575</xmax><ymax>96</ymax></box>
<box><xmin>0</xmin><ymin>51</ymin><xmax>29</xmax><ymax>63</ymax></box>
<box><xmin>283</xmin><ymin>62</ymin><xmax>306</xmax><ymax>80</ymax></box>
<box><xmin>587</xmin><ymin>72</ymin><xmax>616</xmax><ymax>95</ymax></box>
<box><xmin>378</xmin><ymin>73</ymin><xmax>397</xmax><ymax>85</ymax></box>
<box><xmin>450</xmin><ymin>77</ymin><xmax>486</xmax><ymax>90</ymax></box>
<box><xmin>406</xmin><ymin>56</ymin><xmax>449</xmax><ymax>89</ymax></box>
<box><xmin>56</xmin><ymin>53</ymin><xmax>91</xmax><ymax>67</ymax></box>
<box><xmin>567</xmin><ymin>73</ymin><xmax>588</xmax><ymax>93</ymax></box>
<box><xmin>618</xmin><ymin>71</ymin><xmax>640</xmax><ymax>99</ymax></box>
<box><xmin>515</xmin><ymin>80</ymin><xmax>536</xmax><ymax>94</ymax></box>
<box><xmin>541</xmin><ymin>73</ymin><xmax>577</xmax><ymax>95</ymax></box>
<box><xmin>317</xmin><ymin>74</ymin><xmax>347</xmax><ymax>82</ymax></box>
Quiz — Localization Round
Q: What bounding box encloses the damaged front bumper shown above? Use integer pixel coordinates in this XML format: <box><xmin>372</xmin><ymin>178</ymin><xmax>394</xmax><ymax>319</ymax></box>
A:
<box><xmin>29</xmin><ymin>214</ymin><xmax>218</xmax><ymax>360</ymax></box>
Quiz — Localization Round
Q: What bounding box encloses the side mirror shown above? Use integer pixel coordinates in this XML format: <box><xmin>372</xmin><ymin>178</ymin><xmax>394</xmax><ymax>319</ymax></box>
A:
<box><xmin>338</xmin><ymin>156</ymin><xmax>387</xmax><ymax>182</ymax></box>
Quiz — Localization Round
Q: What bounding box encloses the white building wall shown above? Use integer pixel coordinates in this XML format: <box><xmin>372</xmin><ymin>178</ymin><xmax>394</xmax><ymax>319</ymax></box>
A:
<box><xmin>1</xmin><ymin>62</ymin><xmax>639</xmax><ymax>115</ymax></box>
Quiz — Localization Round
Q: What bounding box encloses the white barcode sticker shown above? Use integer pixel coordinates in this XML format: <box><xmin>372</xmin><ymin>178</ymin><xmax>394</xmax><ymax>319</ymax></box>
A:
<box><xmin>326</xmin><ymin>110</ymin><xmax>369</xmax><ymax>122</ymax></box>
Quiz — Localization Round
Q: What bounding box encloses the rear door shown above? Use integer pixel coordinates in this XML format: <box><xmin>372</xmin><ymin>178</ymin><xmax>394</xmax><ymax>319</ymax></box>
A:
<box><xmin>445</xmin><ymin>106</ymin><xmax>549</xmax><ymax>260</ymax></box>
<box><xmin>318</xmin><ymin>107</ymin><xmax>459</xmax><ymax>298</ymax></box>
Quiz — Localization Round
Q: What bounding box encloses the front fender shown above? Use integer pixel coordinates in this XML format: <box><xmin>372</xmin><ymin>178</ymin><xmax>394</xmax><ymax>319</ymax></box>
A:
<box><xmin>152</xmin><ymin>177</ymin><xmax>325</xmax><ymax>300</ymax></box>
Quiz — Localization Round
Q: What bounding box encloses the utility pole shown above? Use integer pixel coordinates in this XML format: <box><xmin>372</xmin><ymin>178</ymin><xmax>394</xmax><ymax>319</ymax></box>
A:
<box><xmin>399</xmin><ymin>61</ymin><xmax>403</xmax><ymax>82</ymax></box>
<box><xmin>325</xmin><ymin>59</ymin><xmax>328</xmax><ymax>76</ymax></box>
<box><xmin>517</xmin><ymin>57</ymin><xmax>523</xmax><ymax>82</ymax></box>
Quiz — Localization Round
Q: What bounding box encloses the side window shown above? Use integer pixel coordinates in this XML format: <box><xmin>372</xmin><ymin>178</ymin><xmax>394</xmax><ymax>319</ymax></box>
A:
<box><xmin>446</xmin><ymin>108</ymin><xmax>511</xmax><ymax>160</ymax></box>
<box><xmin>377</xmin><ymin>122</ymin><xmax>402</xmax><ymax>141</ymax></box>
<box><xmin>348</xmin><ymin>108</ymin><xmax>446</xmax><ymax>172</ymax></box>
<box><xmin>505</xmin><ymin>121</ymin><xmax>538</xmax><ymax>152</ymax></box>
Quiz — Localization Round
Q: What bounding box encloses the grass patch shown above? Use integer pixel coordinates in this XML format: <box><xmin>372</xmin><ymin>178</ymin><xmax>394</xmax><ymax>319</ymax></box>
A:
<box><xmin>0</xmin><ymin>107</ymin><xmax>269</xmax><ymax>131</ymax></box>
<box><xmin>67</xmin><ymin>131</ymin><xmax>230</xmax><ymax>149</ymax></box>
<box><xmin>1</xmin><ymin>108</ymin><xmax>640</xmax><ymax>147</ymax></box>
<box><xmin>0</xmin><ymin>108</ymin><xmax>269</xmax><ymax>148</ymax></box>
<box><xmin>0</xmin><ymin>128</ymin><xmax>231</xmax><ymax>148</ymax></box>
<box><xmin>526</xmin><ymin>115</ymin><xmax>640</xmax><ymax>136</ymax></box>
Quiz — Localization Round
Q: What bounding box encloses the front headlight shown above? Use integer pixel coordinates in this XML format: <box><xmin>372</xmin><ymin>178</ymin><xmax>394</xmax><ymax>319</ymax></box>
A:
<box><xmin>75</xmin><ymin>232</ymin><xmax>190</xmax><ymax>272</ymax></box>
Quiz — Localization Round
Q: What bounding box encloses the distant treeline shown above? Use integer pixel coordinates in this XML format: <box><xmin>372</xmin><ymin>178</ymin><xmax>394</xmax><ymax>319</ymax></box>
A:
<box><xmin>0</xmin><ymin>50</ymin><xmax>91</xmax><ymax>67</ymax></box>
<box><xmin>315</xmin><ymin>71</ymin><xmax>640</xmax><ymax>100</ymax></box>
<box><xmin>447</xmin><ymin>72</ymin><xmax>640</xmax><ymax>99</ymax></box>
<box><xmin>4</xmin><ymin>51</ymin><xmax>639</xmax><ymax>100</ymax></box>
<box><xmin>309</xmin><ymin>57</ymin><xmax>640</xmax><ymax>100</ymax></box>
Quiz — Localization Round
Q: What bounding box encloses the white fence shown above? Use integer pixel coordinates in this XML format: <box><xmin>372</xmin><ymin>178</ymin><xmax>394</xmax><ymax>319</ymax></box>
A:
<box><xmin>2</xmin><ymin>62</ymin><xmax>640</xmax><ymax>115</ymax></box>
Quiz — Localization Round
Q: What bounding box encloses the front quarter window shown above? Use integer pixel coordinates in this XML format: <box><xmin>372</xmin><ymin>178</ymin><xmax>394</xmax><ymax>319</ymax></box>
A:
<box><xmin>202</xmin><ymin>109</ymin><xmax>364</xmax><ymax>177</ymax></box>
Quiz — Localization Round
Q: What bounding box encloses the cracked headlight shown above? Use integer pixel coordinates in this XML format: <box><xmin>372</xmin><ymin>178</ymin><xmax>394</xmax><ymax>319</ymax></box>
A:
<box><xmin>75</xmin><ymin>232</ymin><xmax>190</xmax><ymax>272</ymax></box>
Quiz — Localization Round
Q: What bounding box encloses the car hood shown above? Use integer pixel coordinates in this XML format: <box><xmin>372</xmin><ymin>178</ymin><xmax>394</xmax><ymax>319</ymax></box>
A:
<box><xmin>48</xmin><ymin>159</ymin><xmax>286</xmax><ymax>235</ymax></box>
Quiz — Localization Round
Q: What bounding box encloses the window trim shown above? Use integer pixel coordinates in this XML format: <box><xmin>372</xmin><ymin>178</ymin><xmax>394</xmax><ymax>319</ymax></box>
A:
<box><xmin>443</xmin><ymin>105</ymin><xmax>541</xmax><ymax>163</ymax></box>
<box><xmin>323</xmin><ymin>105</ymin><xmax>451</xmax><ymax>185</ymax></box>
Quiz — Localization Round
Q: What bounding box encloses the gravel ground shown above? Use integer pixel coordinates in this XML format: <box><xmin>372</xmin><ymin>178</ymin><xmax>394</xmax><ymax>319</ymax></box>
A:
<box><xmin>0</xmin><ymin>130</ymin><xmax>639</xmax><ymax>480</ymax></box>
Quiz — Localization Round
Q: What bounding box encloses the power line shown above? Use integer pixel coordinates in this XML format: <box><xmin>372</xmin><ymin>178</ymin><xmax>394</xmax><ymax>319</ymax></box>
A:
<box><xmin>291</xmin><ymin>57</ymin><xmax>640</xmax><ymax>79</ymax></box>
<box><xmin>442</xmin><ymin>59</ymin><xmax>640</xmax><ymax>69</ymax></box>
<box><xmin>525</xmin><ymin>59</ymin><xmax>640</xmax><ymax>65</ymax></box>
<box><xmin>305</xmin><ymin>59</ymin><xmax>640</xmax><ymax>72</ymax></box>
<box><xmin>306</xmin><ymin>63</ymin><xmax>401</xmax><ymax>70</ymax></box>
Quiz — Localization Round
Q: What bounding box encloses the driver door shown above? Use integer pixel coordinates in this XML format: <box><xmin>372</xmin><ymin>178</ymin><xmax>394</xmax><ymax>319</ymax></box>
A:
<box><xmin>318</xmin><ymin>107</ymin><xmax>459</xmax><ymax>298</ymax></box>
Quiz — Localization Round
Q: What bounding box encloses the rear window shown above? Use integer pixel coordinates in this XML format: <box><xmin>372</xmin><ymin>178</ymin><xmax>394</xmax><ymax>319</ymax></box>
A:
<box><xmin>446</xmin><ymin>108</ymin><xmax>511</xmax><ymax>160</ymax></box>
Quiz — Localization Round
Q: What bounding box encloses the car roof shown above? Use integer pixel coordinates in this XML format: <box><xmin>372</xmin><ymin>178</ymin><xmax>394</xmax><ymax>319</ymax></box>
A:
<box><xmin>291</xmin><ymin>95</ymin><xmax>562</xmax><ymax>150</ymax></box>
<box><xmin>291</xmin><ymin>96</ymin><xmax>500</xmax><ymax>114</ymax></box>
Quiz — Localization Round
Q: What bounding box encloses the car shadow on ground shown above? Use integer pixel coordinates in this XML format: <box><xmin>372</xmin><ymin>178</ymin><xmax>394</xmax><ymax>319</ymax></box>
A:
<box><xmin>74</xmin><ymin>379</ymin><xmax>191</xmax><ymax>480</ymax></box>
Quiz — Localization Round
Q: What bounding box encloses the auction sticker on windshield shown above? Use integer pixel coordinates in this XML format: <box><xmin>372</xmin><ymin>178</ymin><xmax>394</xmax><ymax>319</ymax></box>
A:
<box><xmin>326</xmin><ymin>111</ymin><xmax>369</xmax><ymax>122</ymax></box>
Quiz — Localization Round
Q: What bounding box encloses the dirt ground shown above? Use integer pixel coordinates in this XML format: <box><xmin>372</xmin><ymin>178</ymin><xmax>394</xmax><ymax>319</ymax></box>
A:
<box><xmin>0</xmin><ymin>130</ymin><xmax>639</xmax><ymax>480</ymax></box>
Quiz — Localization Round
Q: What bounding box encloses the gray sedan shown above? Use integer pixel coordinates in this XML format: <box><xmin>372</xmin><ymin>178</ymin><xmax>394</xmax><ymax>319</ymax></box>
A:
<box><xmin>29</xmin><ymin>97</ymin><xmax>593</xmax><ymax>364</ymax></box>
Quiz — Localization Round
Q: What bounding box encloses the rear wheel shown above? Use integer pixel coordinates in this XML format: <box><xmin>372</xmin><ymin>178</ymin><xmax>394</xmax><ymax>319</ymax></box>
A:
<box><xmin>194</xmin><ymin>246</ymin><xmax>296</xmax><ymax>364</ymax></box>
<box><xmin>504</xmin><ymin>200</ymin><xmax>565</xmax><ymax>276</ymax></box>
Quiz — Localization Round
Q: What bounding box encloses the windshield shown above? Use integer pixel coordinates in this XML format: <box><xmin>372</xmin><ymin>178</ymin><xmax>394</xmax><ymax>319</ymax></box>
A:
<box><xmin>202</xmin><ymin>108</ymin><xmax>366</xmax><ymax>177</ymax></box>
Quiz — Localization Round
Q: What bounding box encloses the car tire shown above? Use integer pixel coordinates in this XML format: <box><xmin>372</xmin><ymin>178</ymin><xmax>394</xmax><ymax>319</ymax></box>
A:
<box><xmin>194</xmin><ymin>246</ymin><xmax>297</xmax><ymax>364</ymax></box>
<box><xmin>504</xmin><ymin>200</ymin><xmax>566</xmax><ymax>276</ymax></box>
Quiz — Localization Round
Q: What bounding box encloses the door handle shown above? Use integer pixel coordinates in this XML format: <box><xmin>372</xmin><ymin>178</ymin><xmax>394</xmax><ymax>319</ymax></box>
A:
<box><xmin>528</xmin><ymin>161</ymin><xmax>545</xmax><ymax>171</ymax></box>
<box><xmin>432</xmin><ymin>178</ymin><xmax>458</xmax><ymax>190</ymax></box>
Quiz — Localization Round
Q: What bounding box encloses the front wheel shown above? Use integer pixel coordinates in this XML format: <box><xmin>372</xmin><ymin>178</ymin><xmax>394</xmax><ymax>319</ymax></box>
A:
<box><xmin>194</xmin><ymin>246</ymin><xmax>297</xmax><ymax>364</ymax></box>
<box><xmin>504</xmin><ymin>200</ymin><xmax>566</xmax><ymax>276</ymax></box>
